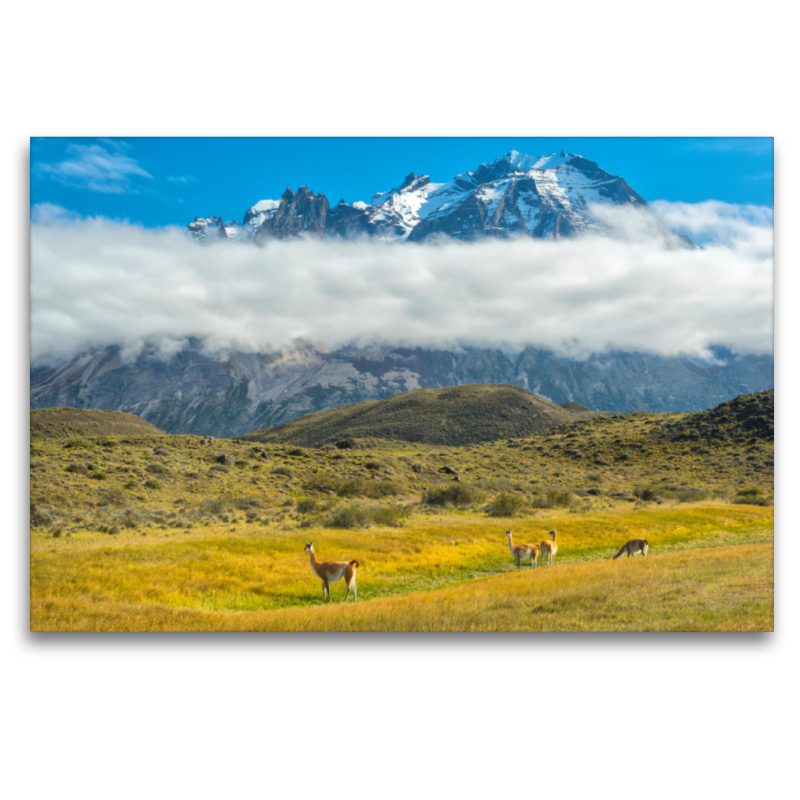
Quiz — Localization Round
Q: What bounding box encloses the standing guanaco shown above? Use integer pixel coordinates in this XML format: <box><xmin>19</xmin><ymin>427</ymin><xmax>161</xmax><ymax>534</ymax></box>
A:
<box><xmin>541</xmin><ymin>529</ymin><xmax>557</xmax><ymax>566</ymax></box>
<box><xmin>506</xmin><ymin>530</ymin><xmax>539</xmax><ymax>569</ymax></box>
<box><xmin>304</xmin><ymin>541</ymin><xmax>360</xmax><ymax>602</ymax></box>
<box><xmin>612</xmin><ymin>539</ymin><xmax>649</xmax><ymax>559</ymax></box>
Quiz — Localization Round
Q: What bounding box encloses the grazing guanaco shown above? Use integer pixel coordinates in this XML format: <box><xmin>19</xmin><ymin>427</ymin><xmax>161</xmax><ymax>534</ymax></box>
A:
<box><xmin>506</xmin><ymin>530</ymin><xmax>539</xmax><ymax>570</ymax></box>
<box><xmin>541</xmin><ymin>529</ymin><xmax>557</xmax><ymax>566</ymax></box>
<box><xmin>613</xmin><ymin>539</ymin><xmax>649</xmax><ymax>559</ymax></box>
<box><xmin>304</xmin><ymin>541</ymin><xmax>360</xmax><ymax>602</ymax></box>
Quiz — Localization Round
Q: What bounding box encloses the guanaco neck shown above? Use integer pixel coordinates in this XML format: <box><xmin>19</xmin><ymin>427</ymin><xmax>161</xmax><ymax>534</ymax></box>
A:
<box><xmin>308</xmin><ymin>546</ymin><xmax>321</xmax><ymax>571</ymax></box>
<box><xmin>507</xmin><ymin>532</ymin><xmax>517</xmax><ymax>556</ymax></box>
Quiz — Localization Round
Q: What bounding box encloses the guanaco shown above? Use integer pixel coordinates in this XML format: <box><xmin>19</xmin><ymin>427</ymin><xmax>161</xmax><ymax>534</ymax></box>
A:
<box><xmin>506</xmin><ymin>530</ymin><xmax>539</xmax><ymax>569</ymax></box>
<box><xmin>304</xmin><ymin>541</ymin><xmax>360</xmax><ymax>602</ymax></box>
<box><xmin>612</xmin><ymin>539</ymin><xmax>649</xmax><ymax>559</ymax></box>
<box><xmin>541</xmin><ymin>529</ymin><xmax>557</xmax><ymax>566</ymax></box>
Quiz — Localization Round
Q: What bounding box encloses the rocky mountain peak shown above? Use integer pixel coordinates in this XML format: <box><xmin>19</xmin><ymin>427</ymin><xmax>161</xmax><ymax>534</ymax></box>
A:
<box><xmin>253</xmin><ymin>185</ymin><xmax>329</xmax><ymax>242</ymax></box>
<box><xmin>188</xmin><ymin>149</ymin><xmax>691</xmax><ymax>246</ymax></box>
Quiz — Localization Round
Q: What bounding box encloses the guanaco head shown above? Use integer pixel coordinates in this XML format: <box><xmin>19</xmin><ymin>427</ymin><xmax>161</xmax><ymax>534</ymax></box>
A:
<box><xmin>304</xmin><ymin>541</ymin><xmax>313</xmax><ymax>553</ymax></box>
<box><xmin>506</xmin><ymin>529</ymin><xmax>513</xmax><ymax>537</ymax></box>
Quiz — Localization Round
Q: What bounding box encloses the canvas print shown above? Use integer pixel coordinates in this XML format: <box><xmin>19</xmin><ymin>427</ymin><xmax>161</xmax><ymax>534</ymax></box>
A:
<box><xmin>29</xmin><ymin>137</ymin><xmax>774</xmax><ymax>632</ymax></box>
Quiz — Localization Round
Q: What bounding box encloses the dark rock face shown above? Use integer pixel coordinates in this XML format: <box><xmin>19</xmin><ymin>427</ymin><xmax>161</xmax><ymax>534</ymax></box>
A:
<box><xmin>253</xmin><ymin>186</ymin><xmax>328</xmax><ymax>241</ymax></box>
<box><xmin>30</xmin><ymin>340</ymin><xmax>774</xmax><ymax>438</ymax></box>
<box><xmin>324</xmin><ymin>200</ymin><xmax>375</xmax><ymax>238</ymax></box>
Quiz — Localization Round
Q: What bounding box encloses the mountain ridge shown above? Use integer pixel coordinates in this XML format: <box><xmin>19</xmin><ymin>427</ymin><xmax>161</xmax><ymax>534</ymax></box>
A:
<box><xmin>188</xmin><ymin>150</ymin><xmax>693</xmax><ymax>247</ymax></box>
<box><xmin>30</xmin><ymin>340</ymin><xmax>773</xmax><ymax>438</ymax></box>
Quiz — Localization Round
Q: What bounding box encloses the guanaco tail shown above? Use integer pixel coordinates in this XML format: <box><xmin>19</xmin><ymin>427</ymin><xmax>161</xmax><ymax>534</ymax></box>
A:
<box><xmin>612</xmin><ymin>539</ymin><xmax>649</xmax><ymax>559</ymax></box>
<box><xmin>541</xmin><ymin>529</ymin><xmax>557</xmax><ymax>566</ymax></box>
<box><xmin>506</xmin><ymin>530</ymin><xmax>539</xmax><ymax>569</ymax></box>
<box><xmin>304</xmin><ymin>541</ymin><xmax>360</xmax><ymax>602</ymax></box>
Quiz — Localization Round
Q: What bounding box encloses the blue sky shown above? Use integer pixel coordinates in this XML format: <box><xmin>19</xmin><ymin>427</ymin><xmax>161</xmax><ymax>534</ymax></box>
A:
<box><xmin>31</xmin><ymin>137</ymin><xmax>774</xmax><ymax>229</ymax></box>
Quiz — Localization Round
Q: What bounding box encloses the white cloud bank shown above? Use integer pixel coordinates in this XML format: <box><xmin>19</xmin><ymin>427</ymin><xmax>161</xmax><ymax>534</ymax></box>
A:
<box><xmin>30</xmin><ymin>201</ymin><xmax>773</xmax><ymax>366</ymax></box>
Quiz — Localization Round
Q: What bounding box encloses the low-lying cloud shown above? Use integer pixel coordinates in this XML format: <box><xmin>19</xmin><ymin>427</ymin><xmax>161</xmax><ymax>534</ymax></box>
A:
<box><xmin>30</xmin><ymin>201</ymin><xmax>773</xmax><ymax>366</ymax></box>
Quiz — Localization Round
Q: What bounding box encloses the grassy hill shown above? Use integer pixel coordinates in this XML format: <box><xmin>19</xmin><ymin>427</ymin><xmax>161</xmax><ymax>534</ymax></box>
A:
<box><xmin>31</xmin><ymin>407</ymin><xmax>166</xmax><ymax>440</ymax></box>
<box><xmin>657</xmin><ymin>389</ymin><xmax>774</xmax><ymax>443</ymax></box>
<box><xmin>241</xmin><ymin>383</ymin><xmax>604</xmax><ymax>447</ymax></box>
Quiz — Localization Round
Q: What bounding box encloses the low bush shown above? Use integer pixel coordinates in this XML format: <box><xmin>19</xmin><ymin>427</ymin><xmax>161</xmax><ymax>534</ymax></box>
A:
<box><xmin>30</xmin><ymin>503</ymin><xmax>53</xmax><ymax>528</ymax></box>
<box><xmin>635</xmin><ymin>483</ymin><xmax>712</xmax><ymax>504</ymax></box>
<box><xmin>296</xmin><ymin>497</ymin><xmax>319</xmax><ymax>514</ymax></box>
<box><xmin>733</xmin><ymin>488</ymin><xmax>771</xmax><ymax>506</ymax></box>
<box><xmin>147</xmin><ymin>463</ymin><xmax>170</xmax><ymax>475</ymax></box>
<box><xmin>530</xmin><ymin>488</ymin><xmax>573</xmax><ymax>509</ymax></box>
<box><xmin>487</xmin><ymin>492</ymin><xmax>527</xmax><ymax>517</ymax></box>
<box><xmin>327</xmin><ymin>504</ymin><xmax>411</xmax><ymax>529</ymax></box>
<box><xmin>65</xmin><ymin>462</ymin><xmax>89</xmax><ymax>475</ymax></box>
<box><xmin>202</xmin><ymin>498</ymin><xmax>227</xmax><ymax>516</ymax></box>
<box><xmin>306</xmin><ymin>475</ymin><xmax>402</xmax><ymax>499</ymax></box>
<box><xmin>423</xmin><ymin>483</ymin><xmax>485</xmax><ymax>508</ymax></box>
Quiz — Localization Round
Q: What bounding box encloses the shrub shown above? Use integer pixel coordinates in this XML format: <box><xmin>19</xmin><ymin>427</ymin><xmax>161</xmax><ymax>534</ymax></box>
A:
<box><xmin>296</xmin><ymin>498</ymin><xmax>319</xmax><ymax>514</ymax></box>
<box><xmin>202</xmin><ymin>498</ymin><xmax>227</xmax><ymax>516</ymax></box>
<box><xmin>423</xmin><ymin>483</ymin><xmax>485</xmax><ymax>508</ymax></box>
<box><xmin>271</xmin><ymin>466</ymin><xmax>295</xmax><ymax>478</ymax></box>
<box><xmin>327</xmin><ymin>504</ymin><xmax>410</xmax><ymax>529</ymax></box>
<box><xmin>633</xmin><ymin>485</ymin><xmax>660</xmax><ymax>502</ymax></box>
<box><xmin>530</xmin><ymin>488</ymin><xmax>573</xmax><ymax>509</ymax></box>
<box><xmin>305</xmin><ymin>475</ymin><xmax>402</xmax><ymax>499</ymax></box>
<box><xmin>487</xmin><ymin>492</ymin><xmax>527</xmax><ymax>517</ymax></box>
<box><xmin>65</xmin><ymin>462</ymin><xmax>89</xmax><ymax>475</ymax></box>
<box><xmin>733</xmin><ymin>488</ymin><xmax>771</xmax><ymax>506</ymax></box>
<box><xmin>144</xmin><ymin>479</ymin><xmax>162</xmax><ymax>490</ymax></box>
<box><xmin>636</xmin><ymin>483</ymin><xmax>711</xmax><ymax>503</ymax></box>
<box><xmin>30</xmin><ymin>503</ymin><xmax>53</xmax><ymax>528</ymax></box>
<box><xmin>362</xmin><ymin>479</ymin><xmax>403</xmax><ymax>499</ymax></box>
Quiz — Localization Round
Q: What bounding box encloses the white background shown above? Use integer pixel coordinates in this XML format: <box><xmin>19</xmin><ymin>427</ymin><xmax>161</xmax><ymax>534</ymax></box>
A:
<box><xmin>3</xmin><ymin>3</ymin><xmax>796</xmax><ymax>799</ymax></box>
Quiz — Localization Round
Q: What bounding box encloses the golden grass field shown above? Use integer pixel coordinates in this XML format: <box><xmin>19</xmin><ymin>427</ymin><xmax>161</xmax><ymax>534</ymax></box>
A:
<box><xmin>31</xmin><ymin>504</ymin><xmax>773</xmax><ymax>631</ymax></box>
<box><xmin>30</xmin><ymin>402</ymin><xmax>774</xmax><ymax>632</ymax></box>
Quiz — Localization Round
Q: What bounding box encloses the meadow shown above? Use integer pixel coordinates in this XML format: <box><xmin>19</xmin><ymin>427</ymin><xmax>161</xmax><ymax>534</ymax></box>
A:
<box><xmin>29</xmin><ymin>397</ymin><xmax>774</xmax><ymax>632</ymax></box>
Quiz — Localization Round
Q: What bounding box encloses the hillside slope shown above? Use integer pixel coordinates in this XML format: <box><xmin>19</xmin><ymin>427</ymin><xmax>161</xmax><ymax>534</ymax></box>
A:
<box><xmin>241</xmin><ymin>383</ymin><xmax>602</xmax><ymax>446</ymax></box>
<box><xmin>30</xmin><ymin>407</ymin><xmax>166</xmax><ymax>440</ymax></box>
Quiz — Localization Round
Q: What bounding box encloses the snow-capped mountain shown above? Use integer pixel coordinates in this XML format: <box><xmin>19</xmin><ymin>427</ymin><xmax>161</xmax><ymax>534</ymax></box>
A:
<box><xmin>187</xmin><ymin>150</ymin><xmax>689</xmax><ymax>245</ymax></box>
<box><xmin>408</xmin><ymin>150</ymin><xmax>648</xmax><ymax>241</ymax></box>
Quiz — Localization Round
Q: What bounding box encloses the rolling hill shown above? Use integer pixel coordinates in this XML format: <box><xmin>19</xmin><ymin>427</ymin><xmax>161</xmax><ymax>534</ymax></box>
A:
<box><xmin>240</xmin><ymin>383</ymin><xmax>604</xmax><ymax>447</ymax></box>
<box><xmin>30</xmin><ymin>407</ymin><xmax>166</xmax><ymax>440</ymax></box>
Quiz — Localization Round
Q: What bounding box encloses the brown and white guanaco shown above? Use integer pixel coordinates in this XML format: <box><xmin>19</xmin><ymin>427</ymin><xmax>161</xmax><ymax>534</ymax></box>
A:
<box><xmin>506</xmin><ymin>530</ymin><xmax>539</xmax><ymax>569</ymax></box>
<box><xmin>612</xmin><ymin>539</ymin><xmax>649</xmax><ymax>559</ymax></box>
<box><xmin>304</xmin><ymin>541</ymin><xmax>360</xmax><ymax>602</ymax></box>
<box><xmin>541</xmin><ymin>529</ymin><xmax>557</xmax><ymax>566</ymax></box>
